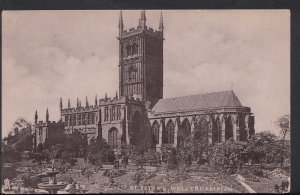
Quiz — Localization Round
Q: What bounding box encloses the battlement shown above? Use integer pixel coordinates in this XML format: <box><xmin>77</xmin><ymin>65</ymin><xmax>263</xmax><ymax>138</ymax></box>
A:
<box><xmin>61</xmin><ymin>105</ymin><xmax>99</xmax><ymax>114</ymax></box>
<box><xmin>121</xmin><ymin>26</ymin><xmax>163</xmax><ymax>39</ymax></box>
<box><xmin>61</xmin><ymin>94</ymin><xmax>144</xmax><ymax>115</ymax></box>
<box><xmin>36</xmin><ymin>120</ymin><xmax>60</xmax><ymax>126</ymax></box>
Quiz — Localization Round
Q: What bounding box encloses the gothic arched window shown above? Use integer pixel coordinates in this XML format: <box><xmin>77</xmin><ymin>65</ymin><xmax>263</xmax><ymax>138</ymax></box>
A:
<box><xmin>132</xmin><ymin>44</ymin><xmax>138</xmax><ymax>55</ymax></box>
<box><xmin>116</xmin><ymin>106</ymin><xmax>121</xmax><ymax>120</ymax></box>
<box><xmin>128</xmin><ymin>66</ymin><xmax>137</xmax><ymax>82</ymax></box>
<box><xmin>104</xmin><ymin>107</ymin><xmax>109</xmax><ymax>121</ymax></box>
<box><xmin>126</xmin><ymin>45</ymin><xmax>131</xmax><ymax>57</ymax></box>
<box><xmin>78</xmin><ymin>114</ymin><xmax>82</xmax><ymax>125</ymax></box>
<box><xmin>166</xmin><ymin>120</ymin><xmax>175</xmax><ymax>144</ymax></box>
<box><xmin>152</xmin><ymin>121</ymin><xmax>160</xmax><ymax>145</ymax></box>
<box><xmin>108</xmin><ymin>127</ymin><xmax>118</xmax><ymax>148</ymax></box>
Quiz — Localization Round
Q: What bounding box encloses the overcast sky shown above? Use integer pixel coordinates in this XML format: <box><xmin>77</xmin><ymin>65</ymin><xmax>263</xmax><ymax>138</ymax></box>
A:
<box><xmin>2</xmin><ymin>10</ymin><xmax>290</xmax><ymax>137</ymax></box>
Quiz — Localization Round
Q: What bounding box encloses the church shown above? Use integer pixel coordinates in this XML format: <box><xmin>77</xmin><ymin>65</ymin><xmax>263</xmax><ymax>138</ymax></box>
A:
<box><xmin>34</xmin><ymin>11</ymin><xmax>255</xmax><ymax>151</ymax></box>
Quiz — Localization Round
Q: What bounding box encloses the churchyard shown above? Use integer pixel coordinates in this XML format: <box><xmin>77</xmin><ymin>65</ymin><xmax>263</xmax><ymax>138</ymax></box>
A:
<box><xmin>2</xmin><ymin>155</ymin><xmax>290</xmax><ymax>194</ymax></box>
<box><xmin>2</xmin><ymin>115</ymin><xmax>290</xmax><ymax>194</ymax></box>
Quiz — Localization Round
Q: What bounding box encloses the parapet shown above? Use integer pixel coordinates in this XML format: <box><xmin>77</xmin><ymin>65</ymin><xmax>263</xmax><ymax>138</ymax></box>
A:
<box><xmin>121</xmin><ymin>26</ymin><xmax>163</xmax><ymax>39</ymax></box>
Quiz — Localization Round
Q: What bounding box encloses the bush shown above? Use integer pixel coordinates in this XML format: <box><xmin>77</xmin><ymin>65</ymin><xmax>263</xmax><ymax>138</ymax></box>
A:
<box><xmin>252</xmin><ymin>168</ymin><xmax>264</xmax><ymax>177</ymax></box>
<box><xmin>88</xmin><ymin>138</ymin><xmax>115</xmax><ymax>165</ymax></box>
<box><xmin>166</xmin><ymin>148</ymin><xmax>178</xmax><ymax>170</ymax></box>
<box><xmin>240</xmin><ymin>170</ymin><xmax>260</xmax><ymax>182</ymax></box>
<box><xmin>103</xmin><ymin>169</ymin><xmax>126</xmax><ymax>178</ymax></box>
<box><xmin>19</xmin><ymin>173</ymin><xmax>40</xmax><ymax>188</ymax></box>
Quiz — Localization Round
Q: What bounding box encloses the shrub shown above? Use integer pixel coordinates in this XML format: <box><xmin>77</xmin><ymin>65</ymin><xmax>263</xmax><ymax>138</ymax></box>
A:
<box><xmin>87</xmin><ymin>138</ymin><xmax>115</xmax><ymax>165</ymax></box>
<box><xmin>240</xmin><ymin>170</ymin><xmax>260</xmax><ymax>182</ymax></box>
<box><xmin>103</xmin><ymin>169</ymin><xmax>126</xmax><ymax>178</ymax></box>
<box><xmin>166</xmin><ymin>148</ymin><xmax>178</xmax><ymax>170</ymax></box>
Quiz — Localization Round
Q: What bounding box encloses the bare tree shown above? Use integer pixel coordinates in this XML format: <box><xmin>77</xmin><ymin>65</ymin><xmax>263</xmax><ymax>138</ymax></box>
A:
<box><xmin>277</xmin><ymin>114</ymin><xmax>290</xmax><ymax>140</ymax></box>
<box><xmin>276</xmin><ymin>114</ymin><xmax>290</xmax><ymax>167</ymax></box>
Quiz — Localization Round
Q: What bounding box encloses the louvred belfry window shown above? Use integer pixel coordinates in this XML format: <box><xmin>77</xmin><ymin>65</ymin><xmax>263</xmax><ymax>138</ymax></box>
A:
<box><xmin>132</xmin><ymin>43</ymin><xmax>138</xmax><ymax>55</ymax></box>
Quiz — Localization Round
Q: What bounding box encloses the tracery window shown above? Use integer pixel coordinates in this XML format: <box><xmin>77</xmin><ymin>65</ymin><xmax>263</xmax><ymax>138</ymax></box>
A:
<box><xmin>78</xmin><ymin>114</ymin><xmax>82</xmax><ymax>125</ymax></box>
<box><xmin>108</xmin><ymin>128</ymin><xmax>118</xmax><ymax>148</ymax></box>
<box><xmin>91</xmin><ymin>113</ymin><xmax>95</xmax><ymax>124</ymax></box>
<box><xmin>65</xmin><ymin>115</ymin><xmax>69</xmax><ymax>126</ymax></box>
<box><xmin>82</xmin><ymin>113</ymin><xmax>86</xmax><ymax>125</ymax></box>
<box><xmin>128</xmin><ymin>66</ymin><xmax>137</xmax><ymax>82</ymax></box>
<box><xmin>71</xmin><ymin>114</ymin><xmax>76</xmax><ymax>126</ymax></box>
<box><xmin>152</xmin><ymin>121</ymin><xmax>160</xmax><ymax>145</ymax></box>
<box><xmin>126</xmin><ymin>45</ymin><xmax>131</xmax><ymax>57</ymax></box>
<box><xmin>104</xmin><ymin>107</ymin><xmax>109</xmax><ymax>121</ymax></box>
<box><xmin>111</xmin><ymin>106</ymin><xmax>116</xmax><ymax>121</ymax></box>
<box><xmin>166</xmin><ymin>120</ymin><xmax>175</xmax><ymax>144</ymax></box>
<box><xmin>132</xmin><ymin>44</ymin><xmax>138</xmax><ymax>55</ymax></box>
<box><xmin>116</xmin><ymin>106</ymin><xmax>121</xmax><ymax>120</ymax></box>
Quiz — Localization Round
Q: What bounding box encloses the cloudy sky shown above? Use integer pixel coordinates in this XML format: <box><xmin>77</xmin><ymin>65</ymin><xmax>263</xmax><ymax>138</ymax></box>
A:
<box><xmin>2</xmin><ymin>10</ymin><xmax>290</xmax><ymax>137</ymax></box>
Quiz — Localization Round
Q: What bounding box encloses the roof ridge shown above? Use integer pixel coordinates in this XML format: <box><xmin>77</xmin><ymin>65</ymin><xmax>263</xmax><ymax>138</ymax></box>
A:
<box><xmin>160</xmin><ymin>90</ymin><xmax>234</xmax><ymax>101</ymax></box>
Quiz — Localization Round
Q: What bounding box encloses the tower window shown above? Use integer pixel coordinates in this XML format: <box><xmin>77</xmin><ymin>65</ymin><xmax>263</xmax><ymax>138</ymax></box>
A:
<box><xmin>125</xmin><ymin>43</ymin><xmax>138</xmax><ymax>57</ymax></box>
<box><xmin>132</xmin><ymin>44</ymin><xmax>138</xmax><ymax>55</ymax></box>
<box><xmin>128</xmin><ymin>66</ymin><xmax>137</xmax><ymax>82</ymax></box>
<box><xmin>126</xmin><ymin>45</ymin><xmax>131</xmax><ymax>57</ymax></box>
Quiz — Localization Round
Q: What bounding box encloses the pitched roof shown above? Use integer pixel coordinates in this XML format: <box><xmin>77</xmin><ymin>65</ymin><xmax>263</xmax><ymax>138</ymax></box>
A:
<box><xmin>151</xmin><ymin>90</ymin><xmax>243</xmax><ymax>114</ymax></box>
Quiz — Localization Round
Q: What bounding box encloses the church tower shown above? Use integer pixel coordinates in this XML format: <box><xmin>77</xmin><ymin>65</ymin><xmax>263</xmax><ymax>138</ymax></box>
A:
<box><xmin>118</xmin><ymin>10</ymin><xmax>164</xmax><ymax>104</ymax></box>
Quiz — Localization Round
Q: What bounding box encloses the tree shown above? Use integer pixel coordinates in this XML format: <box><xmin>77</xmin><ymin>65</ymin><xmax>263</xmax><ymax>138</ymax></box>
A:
<box><xmin>2</xmin><ymin>118</ymin><xmax>34</xmax><ymax>162</ymax></box>
<box><xmin>276</xmin><ymin>114</ymin><xmax>290</xmax><ymax>167</ymax></box>
<box><xmin>245</xmin><ymin>131</ymin><xmax>278</xmax><ymax>164</ymax></box>
<box><xmin>189</xmin><ymin>119</ymin><xmax>212</xmax><ymax>162</ymax></box>
<box><xmin>63</xmin><ymin>130</ymin><xmax>86</xmax><ymax>157</ymax></box>
<box><xmin>87</xmin><ymin>138</ymin><xmax>115</xmax><ymax>165</ymax></box>
<box><xmin>210</xmin><ymin>138</ymin><xmax>246</xmax><ymax>173</ymax></box>
<box><xmin>277</xmin><ymin>115</ymin><xmax>290</xmax><ymax>140</ymax></box>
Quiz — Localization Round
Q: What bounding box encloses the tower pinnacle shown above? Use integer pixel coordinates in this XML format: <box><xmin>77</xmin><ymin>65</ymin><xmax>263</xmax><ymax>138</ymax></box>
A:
<box><xmin>46</xmin><ymin>108</ymin><xmax>49</xmax><ymax>122</ymax></box>
<box><xmin>35</xmin><ymin>110</ymin><xmax>38</xmax><ymax>124</ymax></box>
<box><xmin>86</xmin><ymin>96</ymin><xmax>89</xmax><ymax>107</ymax></box>
<box><xmin>95</xmin><ymin>95</ymin><xmax>98</xmax><ymax>106</ymax></box>
<box><xmin>138</xmin><ymin>10</ymin><xmax>146</xmax><ymax>29</ymax></box>
<box><xmin>119</xmin><ymin>10</ymin><xmax>124</xmax><ymax>37</ymax></box>
<box><xmin>159</xmin><ymin>11</ymin><xmax>164</xmax><ymax>32</ymax></box>
<box><xmin>59</xmin><ymin>97</ymin><xmax>63</xmax><ymax>110</ymax></box>
<box><xmin>68</xmin><ymin>98</ymin><xmax>71</xmax><ymax>108</ymax></box>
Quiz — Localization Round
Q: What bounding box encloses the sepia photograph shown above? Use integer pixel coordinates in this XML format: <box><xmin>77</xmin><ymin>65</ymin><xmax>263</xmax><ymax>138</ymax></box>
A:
<box><xmin>2</xmin><ymin>9</ymin><xmax>290</xmax><ymax>193</ymax></box>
